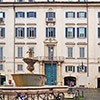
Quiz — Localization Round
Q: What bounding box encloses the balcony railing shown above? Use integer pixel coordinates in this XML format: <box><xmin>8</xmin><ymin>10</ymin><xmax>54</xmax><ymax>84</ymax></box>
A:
<box><xmin>37</xmin><ymin>56</ymin><xmax>64</xmax><ymax>62</ymax></box>
<box><xmin>0</xmin><ymin>56</ymin><xmax>5</xmax><ymax>62</ymax></box>
<box><xmin>46</xmin><ymin>18</ymin><xmax>56</xmax><ymax>23</ymax></box>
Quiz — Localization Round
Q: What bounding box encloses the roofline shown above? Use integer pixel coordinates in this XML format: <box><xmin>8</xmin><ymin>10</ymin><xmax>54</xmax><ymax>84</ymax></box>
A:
<box><xmin>0</xmin><ymin>1</ymin><xmax>100</xmax><ymax>7</ymax></box>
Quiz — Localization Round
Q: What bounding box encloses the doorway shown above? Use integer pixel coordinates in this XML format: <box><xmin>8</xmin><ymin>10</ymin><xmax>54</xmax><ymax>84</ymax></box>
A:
<box><xmin>45</xmin><ymin>63</ymin><xmax>56</xmax><ymax>85</ymax></box>
<box><xmin>64</xmin><ymin>76</ymin><xmax>76</xmax><ymax>87</ymax></box>
<box><xmin>0</xmin><ymin>75</ymin><xmax>6</xmax><ymax>85</ymax></box>
<box><xmin>97</xmin><ymin>78</ymin><xmax>100</xmax><ymax>88</ymax></box>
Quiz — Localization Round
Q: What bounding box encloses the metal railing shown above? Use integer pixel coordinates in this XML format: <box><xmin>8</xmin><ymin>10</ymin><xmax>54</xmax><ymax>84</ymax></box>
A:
<box><xmin>37</xmin><ymin>56</ymin><xmax>64</xmax><ymax>62</ymax></box>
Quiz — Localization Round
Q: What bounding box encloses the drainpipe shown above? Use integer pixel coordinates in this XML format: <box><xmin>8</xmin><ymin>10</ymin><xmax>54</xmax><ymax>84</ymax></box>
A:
<box><xmin>13</xmin><ymin>3</ymin><xmax>15</xmax><ymax>74</ymax></box>
<box><xmin>86</xmin><ymin>0</ymin><xmax>89</xmax><ymax>77</ymax></box>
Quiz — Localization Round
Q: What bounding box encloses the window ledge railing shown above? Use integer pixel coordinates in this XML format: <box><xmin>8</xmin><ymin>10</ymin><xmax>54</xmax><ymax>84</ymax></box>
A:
<box><xmin>37</xmin><ymin>56</ymin><xmax>64</xmax><ymax>62</ymax></box>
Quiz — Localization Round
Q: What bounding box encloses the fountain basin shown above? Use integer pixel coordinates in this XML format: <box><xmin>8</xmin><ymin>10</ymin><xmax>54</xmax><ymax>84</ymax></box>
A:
<box><xmin>12</xmin><ymin>74</ymin><xmax>46</xmax><ymax>86</ymax></box>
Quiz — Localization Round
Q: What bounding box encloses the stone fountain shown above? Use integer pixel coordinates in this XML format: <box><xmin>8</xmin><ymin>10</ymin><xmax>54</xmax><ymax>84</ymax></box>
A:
<box><xmin>12</xmin><ymin>48</ymin><xmax>46</xmax><ymax>86</ymax></box>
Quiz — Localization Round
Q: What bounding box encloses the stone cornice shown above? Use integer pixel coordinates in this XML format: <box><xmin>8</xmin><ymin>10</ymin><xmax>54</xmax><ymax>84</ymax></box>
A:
<box><xmin>27</xmin><ymin>23</ymin><xmax>37</xmax><ymax>26</ymax></box>
<box><xmin>26</xmin><ymin>42</ymin><xmax>37</xmax><ymax>45</ymax></box>
<box><xmin>0</xmin><ymin>2</ymin><xmax>100</xmax><ymax>7</ymax></box>
<box><xmin>15</xmin><ymin>42</ymin><xmax>25</xmax><ymax>45</ymax></box>
<box><xmin>65</xmin><ymin>23</ymin><xmax>75</xmax><ymax>26</ymax></box>
<box><xmin>65</xmin><ymin>42</ymin><xmax>75</xmax><ymax>45</ymax></box>
<box><xmin>77</xmin><ymin>42</ymin><xmax>87</xmax><ymax>45</ymax></box>
<box><xmin>0</xmin><ymin>42</ymin><xmax>5</xmax><ymax>45</ymax></box>
<box><xmin>77</xmin><ymin>23</ymin><xmax>87</xmax><ymax>26</ymax></box>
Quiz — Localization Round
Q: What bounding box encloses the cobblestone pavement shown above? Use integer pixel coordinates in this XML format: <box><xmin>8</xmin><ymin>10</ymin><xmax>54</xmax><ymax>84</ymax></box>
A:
<box><xmin>72</xmin><ymin>88</ymin><xmax>100</xmax><ymax>100</ymax></box>
<box><xmin>82</xmin><ymin>88</ymin><xmax>100</xmax><ymax>100</ymax></box>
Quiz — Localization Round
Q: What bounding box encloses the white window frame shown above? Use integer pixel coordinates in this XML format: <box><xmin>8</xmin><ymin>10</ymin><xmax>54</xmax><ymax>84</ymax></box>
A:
<box><xmin>27</xmin><ymin>27</ymin><xmax>36</xmax><ymax>38</ymax></box>
<box><xmin>18</xmin><ymin>47</ymin><xmax>23</xmax><ymax>58</ymax></box>
<box><xmin>66</xmin><ymin>12</ymin><xmax>75</xmax><ymax>18</ymax></box>
<box><xmin>17</xmin><ymin>64</ymin><xmax>23</xmax><ymax>71</ymax></box>
<box><xmin>0</xmin><ymin>27</ymin><xmax>5</xmax><ymax>38</ymax></box>
<box><xmin>0</xmin><ymin>64</ymin><xmax>3</xmax><ymax>70</ymax></box>
<box><xmin>66</xmin><ymin>27</ymin><xmax>75</xmax><ymax>38</ymax></box>
<box><xmin>16</xmin><ymin>12</ymin><xmax>25</xmax><ymax>18</ymax></box>
<box><xmin>79</xmin><ymin>28</ymin><xmax>86</xmax><ymax>38</ymax></box>
<box><xmin>68</xmin><ymin>47</ymin><xmax>73</xmax><ymax>58</ymax></box>
<box><xmin>0</xmin><ymin>47</ymin><xmax>3</xmax><ymax>60</ymax></box>
<box><xmin>65</xmin><ymin>66</ymin><xmax>75</xmax><ymax>72</ymax></box>
<box><xmin>46</xmin><ymin>12</ymin><xmax>55</xmax><ymax>21</ymax></box>
<box><xmin>46</xmin><ymin>27</ymin><xmax>55</xmax><ymax>38</ymax></box>
<box><xmin>17</xmin><ymin>0</ymin><xmax>24</xmax><ymax>2</ymax></box>
<box><xmin>80</xmin><ymin>47</ymin><xmax>85</xmax><ymax>58</ymax></box>
<box><xmin>16</xmin><ymin>27</ymin><xmax>24</xmax><ymax>38</ymax></box>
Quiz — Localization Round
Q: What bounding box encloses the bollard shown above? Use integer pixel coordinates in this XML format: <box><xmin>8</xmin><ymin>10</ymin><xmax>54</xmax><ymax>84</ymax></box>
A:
<box><xmin>82</xmin><ymin>90</ymin><xmax>84</xmax><ymax>97</ymax></box>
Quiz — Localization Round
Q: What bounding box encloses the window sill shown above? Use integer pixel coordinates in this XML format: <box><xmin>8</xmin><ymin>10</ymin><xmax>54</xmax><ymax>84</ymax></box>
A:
<box><xmin>27</xmin><ymin>37</ymin><xmax>36</xmax><ymax>39</ymax></box>
<box><xmin>16</xmin><ymin>70</ymin><xmax>24</xmax><ymax>72</ymax></box>
<box><xmin>15</xmin><ymin>37</ymin><xmax>25</xmax><ymax>39</ymax></box>
<box><xmin>77</xmin><ymin>37</ymin><xmax>86</xmax><ymax>39</ymax></box>
<box><xmin>78</xmin><ymin>71</ymin><xmax>87</xmax><ymax>73</ymax></box>
<box><xmin>0</xmin><ymin>37</ymin><xmax>5</xmax><ymax>39</ymax></box>
<box><xmin>77</xmin><ymin>57</ymin><xmax>87</xmax><ymax>59</ymax></box>
<box><xmin>65</xmin><ymin>37</ymin><xmax>75</xmax><ymax>39</ymax></box>
<box><xmin>15</xmin><ymin>57</ymin><xmax>23</xmax><ymax>59</ymax></box>
<box><xmin>66</xmin><ymin>57</ymin><xmax>75</xmax><ymax>59</ymax></box>
<box><xmin>0</xmin><ymin>60</ymin><xmax>5</xmax><ymax>62</ymax></box>
<box><xmin>66</xmin><ymin>71</ymin><xmax>75</xmax><ymax>73</ymax></box>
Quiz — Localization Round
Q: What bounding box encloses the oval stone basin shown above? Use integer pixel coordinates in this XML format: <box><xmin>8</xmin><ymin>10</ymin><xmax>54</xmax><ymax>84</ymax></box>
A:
<box><xmin>12</xmin><ymin>74</ymin><xmax>46</xmax><ymax>86</ymax></box>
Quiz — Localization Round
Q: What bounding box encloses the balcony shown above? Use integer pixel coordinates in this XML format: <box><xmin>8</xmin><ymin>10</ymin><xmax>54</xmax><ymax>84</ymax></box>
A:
<box><xmin>37</xmin><ymin>56</ymin><xmax>64</xmax><ymax>63</ymax></box>
<box><xmin>98</xmin><ymin>58</ymin><xmax>100</xmax><ymax>63</ymax></box>
<box><xmin>0</xmin><ymin>18</ymin><xmax>4</xmax><ymax>24</ymax></box>
<box><xmin>46</xmin><ymin>18</ymin><xmax>56</xmax><ymax>25</ymax></box>
<box><xmin>0</xmin><ymin>56</ymin><xmax>5</xmax><ymax>62</ymax></box>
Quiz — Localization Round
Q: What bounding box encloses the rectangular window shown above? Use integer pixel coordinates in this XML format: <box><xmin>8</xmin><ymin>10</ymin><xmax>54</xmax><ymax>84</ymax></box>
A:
<box><xmin>27</xmin><ymin>27</ymin><xmax>36</xmax><ymax>38</ymax></box>
<box><xmin>0</xmin><ymin>47</ymin><xmax>3</xmax><ymax>60</ymax></box>
<box><xmin>77</xmin><ymin>66</ymin><xmax>80</xmax><ymax>72</ymax></box>
<box><xmin>77</xmin><ymin>66</ymin><xmax>87</xmax><ymax>72</ymax></box>
<box><xmin>17</xmin><ymin>65</ymin><xmax>23</xmax><ymax>71</ymax></box>
<box><xmin>46</xmin><ymin>27</ymin><xmax>55</xmax><ymax>38</ymax></box>
<box><xmin>28</xmin><ymin>0</ymin><xmax>35</xmax><ymax>2</ymax></box>
<box><xmin>0</xmin><ymin>0</ymin><xmax>3</xmax><ymax>2</ymax></box>
<box><xmin>66</xmin><ymin>12</ymin><xmax>75</xmax><ymax>18</ymax></box>
<box><xmin>0</xmin><ymin>64</ymin><xmax>3</xmax><ymax>70</ymax></box>
<box><xmin>65</xmin><ymin>66</ymin><xmax>68</xmax><ymax>72</ymax></box>
<box><xmin>46</xmin><ymin>12</ymin><xmax>55</xmax><ymax>21</ymax></box>
<box><xmin>65</xmin><ymin>66</ymin><xmax>75</xmax><ymax>72</ymax></box>
<box><xmin>77</xmin><ymin>12</ymin><xmax>86</xmax><ymax>18</ymax></box>
<box><xmin>68</xmin><ymin>47</ymin><xmax>73</xmax><ymax>58</ymax></box>
<box><xmin>27</xmin><ymin>12</ymin><xmax>36</xmax><ymax>18</ymax></box>
<box><xmin>65</xmin><ymin>27</ymin><xmax>75</xmax><ymax>38</ymax></box>
<box><xmin>48</xmin><ymin>46</ymin><xmax>54</xmax><ymax>60</ymax></box>
<box><xmin>98</xmin><ymin>12</ymin><xmax>100</xmax><ymax>18</ymax></box>
<box><xmin>15</xmin><ymin>12</ymin><xmax>25</xmax><ymax>18</ymax></box>
<box><xmin>98</xmin><ymin>28</ymin><xmax>100</xmax><ymax>38</ymax></box>
<box><xmin>0</xmin><ymin>28</ymin><xmax>5</xmax><ymax>38</ymax></box>
<box><xmin>0</xmin><ymin>12</ymin><xmax>5</xmax><ymax>18</ymax></box>
<box><xmin>80</xmin><ymin>47</ymin><xmax>85</xmax><ymax>58</ymax></box>
<box><xmin>98</xmin><ymin>66</ymin><xmax>100</xmax><ymax>72</ymax></box>
<box><xmin>68</xmin><ymin>0</ymin><xmax>72</xmax><ymax>2</ymax></box>
<box><xmin>15</xmin><ymin>27</ymin><xmax>25</xmax><ymax>38</ymax></box>
<box><xmin>47</xmin><ymin>0</ymin><xmax>55</xmax><ymax>2</ymax></box>
<box><xmin>17</xmin><ymin>0</ymin><xmax>24</xmax><ymax>2</ymax></box>
<box><xmin>77</xmin><ymin>28</ymin><xmax>86</xmax><ymax>38</ymax></box>
<box><xmin>18</xmin><ymin>47</ymin><xmax>23</xmax><ymax>57</ymax></box>
<box><xmin>78</xmin><ymin>0</ymin><xmax>85</xmax><ymax>2</ymax></box>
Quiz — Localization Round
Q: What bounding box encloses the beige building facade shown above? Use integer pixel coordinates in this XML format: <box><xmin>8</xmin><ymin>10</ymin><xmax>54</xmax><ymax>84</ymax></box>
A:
<box><xmin>0</xmin><ymin>0</ymin><xmax>100</xmax><ymax>88</ymax></box>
